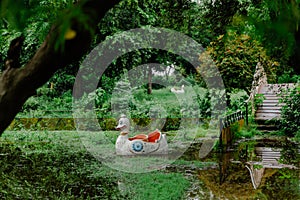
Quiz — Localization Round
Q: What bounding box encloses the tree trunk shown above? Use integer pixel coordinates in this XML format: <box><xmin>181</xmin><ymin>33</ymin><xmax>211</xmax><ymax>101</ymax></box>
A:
<box><xmin>147</xmin><ymin>66</ymin><xmax>152</xmax><ymax>94</ymax></box>
<box><xmin>0</xmin><ymin>0</ymin><xmax>120</xmax><ymax>135</ymax></box>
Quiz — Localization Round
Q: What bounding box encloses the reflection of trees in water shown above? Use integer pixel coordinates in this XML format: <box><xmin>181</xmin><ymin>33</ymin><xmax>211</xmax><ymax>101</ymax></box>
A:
<box><xmin>198</xmin><ymin>166</ymin><xmax>255</xmax><ymax>199</ymax></box>
<box><xmin>196</xmin><ymin>140</ymin><xmax>300</xmax><ymax>200</ymax></box>
<box><xmin>198</xmin><ymin>163</ymin><xmax>299</xmax><ymax>199</ymax></box>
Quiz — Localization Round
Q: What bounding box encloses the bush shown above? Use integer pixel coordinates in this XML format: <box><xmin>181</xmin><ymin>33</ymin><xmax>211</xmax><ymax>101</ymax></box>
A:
<box><xmin>99</xmin><ymin>118</ymin><xmax>117</xmax><ymax>131</ymax></box>
<box><xmin>162</xmin><ymin>117</ymin><xmax>181</xmax><ymax>131</ymax></box>
<box><xmin>277</xmin><ymin>69</ymin><xmax>300</xmax><ymax>83</ymax></box>
<box><xmin>228</xmin><ymin>89</ymin><xmax>248</xmax><ymax>112</ymax></box>
<box><xmin>194</xmin><ymin>89</ymin><xmax>211</xmax><ymax>118</ymax></box>
<box><xmin>280</xmin><ymin>85</ymin><xmax>300</xmax><ymax>137</ymax></box>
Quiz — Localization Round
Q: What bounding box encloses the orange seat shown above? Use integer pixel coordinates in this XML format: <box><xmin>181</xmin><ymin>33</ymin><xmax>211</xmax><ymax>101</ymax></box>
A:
<box><xmin>148</xmin><ymin>129</ymin><xmax>161</xmax><ymax>143</ymax></box>
<box><xmin>129</xmin><ymin>134</ymin><xmax>148</xmax><ymax>142</ymax></box>
<box><xmin>128</xmin><ymin>130</ymin><xmax>161</xmax><ymax>143</ymax></box>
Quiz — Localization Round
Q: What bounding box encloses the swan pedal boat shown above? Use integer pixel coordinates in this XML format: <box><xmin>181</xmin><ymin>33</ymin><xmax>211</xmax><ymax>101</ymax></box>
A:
<box><xmin>115</xmin><ymin>115</ymin><xmax>168</xmax><ymax>156</ymax></box>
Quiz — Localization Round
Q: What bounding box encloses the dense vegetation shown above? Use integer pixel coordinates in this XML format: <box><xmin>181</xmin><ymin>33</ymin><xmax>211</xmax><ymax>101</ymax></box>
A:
<box><xmin>280</xmin><ymin>85</ymin><xmax>300</xmax><ymax>138</ymax></box>
<box><xmin>0</xmin><ymin>0</ymin><xmax>300</xmax><ymax>199</ymax></box>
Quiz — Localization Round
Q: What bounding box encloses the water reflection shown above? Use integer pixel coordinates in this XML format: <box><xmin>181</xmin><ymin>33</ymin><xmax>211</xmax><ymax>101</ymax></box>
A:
<box><xmin>182</xmin><ymin>138</ymin><xmax>300</xmax><ymax>199</ymax></box>
<box><xmin>246</xmin><ymin>146</ymin><xmax>298</xmax><ymax>189</ymax></box>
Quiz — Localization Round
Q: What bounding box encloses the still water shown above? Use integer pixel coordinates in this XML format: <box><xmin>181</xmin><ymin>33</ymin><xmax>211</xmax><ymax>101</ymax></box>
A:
<box><xmin>178</xmin><ymin>138</ymin><xmax>300</xmax><ymax>200</ymax></box>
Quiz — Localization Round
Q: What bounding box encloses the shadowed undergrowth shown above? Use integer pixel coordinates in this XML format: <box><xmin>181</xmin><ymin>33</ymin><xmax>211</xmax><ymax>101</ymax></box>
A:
<box><xmin>0</xmin><ymin>132</ymin><xmax>122</xmax><ymax>199</ymax></box>
<box><xmin>0</xmin><ymin>131</ymin><xmax>191</xmax><ymax>199</ymax></box>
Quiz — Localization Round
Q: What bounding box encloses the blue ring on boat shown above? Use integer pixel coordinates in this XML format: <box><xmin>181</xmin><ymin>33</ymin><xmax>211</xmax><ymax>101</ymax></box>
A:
<box><xmin>132</xmin><ymin>141</ymin><xmax>143</xmax><ymax>152</ymax></box>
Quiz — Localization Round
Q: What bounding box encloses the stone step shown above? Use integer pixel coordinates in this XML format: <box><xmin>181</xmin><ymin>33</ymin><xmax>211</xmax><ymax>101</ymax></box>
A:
<box><xmin>263</xmin><ymin>95</ymin><xmax>284</xmax><ymax>99</ymax></box>
<box><xmin>262</xmin><ymin>99</ymin><xmax>280</xmax><ymax>103</ymax></box>
<box><xmin>256</xmin><ymin>106</ymin><xmax>282</xmax><ymax>110</ymax></box>
<box><xmin>258</xmin><ymin>102</ymin><xmax>284</xmax><ymax>107</ymax></box>
<box><xmin>257</xmin><ymin>107</ymin><xmax>281</xmax><ymax>110</ymax></box>
<box><xmin>255</xmin><ymin>117</ymin><xmax>280</xmax><ymax>121</ymax></box>
<box><xmin>256</xmin><ymin>112</ymin><xmax>281</xmax><ymax>117</ymax></box>
<box><xmin>256</xmin><ymin>124</ymin><xmax>278</xmax><ymax>131</ymax></box>
<box><xmin>255</xmin><ymin>147</ymin><xmax>281</xmax><ymax>156</ymax></box>
<box><xmin>256</xmin><ymin>110</ymin><xmax>281</xmax><ymax>114</ymax></box>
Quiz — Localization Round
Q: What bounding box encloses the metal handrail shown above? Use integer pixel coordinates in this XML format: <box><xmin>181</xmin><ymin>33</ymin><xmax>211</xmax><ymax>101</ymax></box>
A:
<box><xmin>220</xmin><ymin>110</ymin><xmax>244</xmax><ymax>129</ymax></box>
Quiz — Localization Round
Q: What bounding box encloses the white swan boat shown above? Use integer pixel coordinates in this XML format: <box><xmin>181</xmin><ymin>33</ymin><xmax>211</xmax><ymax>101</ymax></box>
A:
<box><xmin>115</xmin><ymin>115</ymin><xmax>168</xmax><ymax>155</ymax></box>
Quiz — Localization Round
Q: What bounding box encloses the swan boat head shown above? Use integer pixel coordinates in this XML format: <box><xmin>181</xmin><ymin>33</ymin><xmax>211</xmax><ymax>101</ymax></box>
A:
<box><xmin>116</xmin><ymin>114</ymin><xmax>130</xmax><ymax>136</ymax></box>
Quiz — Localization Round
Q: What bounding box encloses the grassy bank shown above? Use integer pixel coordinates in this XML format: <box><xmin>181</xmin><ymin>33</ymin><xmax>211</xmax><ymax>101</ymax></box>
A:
<box><xmin>0</xmin><ymin>131</ymin><xmax>192</xmax><ymax>199</ymax></box>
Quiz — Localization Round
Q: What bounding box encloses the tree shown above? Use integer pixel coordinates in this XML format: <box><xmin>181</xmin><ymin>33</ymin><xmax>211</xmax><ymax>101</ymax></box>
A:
<box><xmin>256</xmin><ymin>0</ymin><xmax>300</xmax><ymax>74</ymax></box>
<box><xmin>206</xmin><ymin>31</ymin><xmax>278</xmax><ymax>93</ymax></box>
<box><xmin>234</xmin><ymin>0</ymin><xmax>300</xmax><ymax>74</ymax></box>
<box><xmin>200</xmin><ymin>0</ymin><xmax>300</xmax><ymax>77</ymax></box>
<box><xmin>0</xmin><ymin>0</ymin><xmax>120</xmax><ymax>135</ymax></box>
<box><xmin>95</xmin><ymin>0</ymin><xmax>206</xmax><ymax>94</ymax></box>
<box><xmin>199</xmin><ymin>0</ymin><xmax>242</xmax><ymax>38</ymax></box>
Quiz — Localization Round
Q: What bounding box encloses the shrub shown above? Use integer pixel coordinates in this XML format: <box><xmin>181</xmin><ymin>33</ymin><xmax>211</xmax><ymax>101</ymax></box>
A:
<box><xmin>22</xmin><ymin>96</ymin><xmax>40</xmax><ymax>112</ymax></box>
<box><xmin>254</xmin><ymin>93</ymin><xmax>265</xmax><ymax>110</ymax></box>
<box><xmin>162</xmin><ymin>107</ymin><xmax>181</xmax><ymax>131</ymax></box>
<box><xmin>278</xmin><ymin>69</ymin><xmax>300</xmax><ymax>83</ymax></box>
<box><xmin>162</xmin><ymin>117</ymin><xmax>181</xmax><ymax>131</ymax></box>
<box><xmin>228</xmin><ymin>89</ymin><xmax>248</xmax><ymax>112</ymax></box>
<box><xmin>280</xmin><ymin>85</ymin><xmax>300</xmax><ymax>137</ymax></box>
<box><xmin>99</xmin><ymin>118</ymin><xmax>117</xmax><ymax>131</ymax></box>
<box><xmin>194</xmin><ymin>89</ymin><xmax>211</xmax><ymax>118</ymax></box>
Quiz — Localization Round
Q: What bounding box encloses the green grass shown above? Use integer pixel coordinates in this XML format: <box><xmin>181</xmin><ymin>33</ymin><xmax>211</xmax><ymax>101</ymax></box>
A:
<box><xmin>0</xmin><ymin>131</ymin><xmax>192</xmax><ymax>199</ymax></box>
<box><xmin>121</xmin><ymin>172</ymin><xmax>190</xmax><ymax>200</ymax></box>
<box><xmin>172</xmin><ymin>159</ymin><xmax>216</xmax><ymax>168</ymax></box>
<box><xmin>0</xmin><ymin>131</ymin><xmax>122</xmax><ymax>199</ymax></box>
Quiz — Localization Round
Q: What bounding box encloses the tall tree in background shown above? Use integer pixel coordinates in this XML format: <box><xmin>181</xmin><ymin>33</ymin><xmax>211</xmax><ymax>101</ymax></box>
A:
<box><xmin>237</xmin><ymin>0</ymin><xmax>300</xmax><ymax>74</ymax></box>
<box><xmin>203</xmin><ymin>0</ymin><xmax>300</xmax><ymax>82</ymax></box>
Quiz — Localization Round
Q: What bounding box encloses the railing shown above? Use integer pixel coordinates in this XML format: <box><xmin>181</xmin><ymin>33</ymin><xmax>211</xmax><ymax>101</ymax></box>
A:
<box><xmin>219</xmin><ymin>110</ymin><xmax>244</xmax><ymax>148</ymax></box>
<box><xmin>245</xmin><ymin>62</ymin><xmax>268</xmax><ymax>126</ymax></box>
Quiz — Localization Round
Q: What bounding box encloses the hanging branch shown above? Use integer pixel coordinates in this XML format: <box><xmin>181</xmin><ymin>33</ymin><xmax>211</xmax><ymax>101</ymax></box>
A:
<box><xmin>0</xmin><ymin>0</ymin><xmax>120</xmax><ymax>134</ymax></box>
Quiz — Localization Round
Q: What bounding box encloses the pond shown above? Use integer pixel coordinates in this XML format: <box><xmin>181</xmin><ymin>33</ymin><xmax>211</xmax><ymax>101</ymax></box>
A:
<box><xmin>171</xmin><ymin>137</ymin><xmax>300</xmax><ymax>200</ymax></box>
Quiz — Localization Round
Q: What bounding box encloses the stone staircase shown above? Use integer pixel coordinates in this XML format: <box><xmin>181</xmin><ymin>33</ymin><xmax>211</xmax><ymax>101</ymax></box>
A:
<box><xmin>255</xmin><ymin>83</ymin><xmax>295</xmax><ymax>132</ymax></box>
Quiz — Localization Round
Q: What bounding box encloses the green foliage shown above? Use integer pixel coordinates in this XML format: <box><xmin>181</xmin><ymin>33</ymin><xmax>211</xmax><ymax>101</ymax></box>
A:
<box><xmin>162</xmin><ymin>107</ymin><xmax>181</xmax><ymax>131</ymax></box>
<box><xmin>277</xmin><ymin>69</ymin><xmax>300</xmax><ymax>83</ymax></box>
<box><xmin>54</xmin><ymin>3</ymin><xmax>96</xmax><ymax>52</ymax></box>
<box><xmin>260</xmin><ymin>168</ymin><xmax>300</xmax><ymax>200</ymax></box>
<box><xmin>194</xmin><ymin>89</ymin><xmax>211</xmax><ymax>118</ymax></box>
<box><xmin>234</xmin><ymin>126</ymin><xmax>259</xmax><ymax>139</ymax></box>
<box><xmin>228</xmin><ymin>89</ymin><xmax>248</xmax><ymax>112</ymax></box>
<box><xmin>123</xmin><ymin>172</ymin><xmax>190</xmax><ymax>200</ymax></box>
<box><xmin>0</xmin><ymin>0</ymin><xmax>77</xmax><ymax>71</ymax></box>
<box><xmin>280</xmin><ymin>85</ymin><xmax>300</xmax><ymax>137</ymax></box>
<box><xmin>254</xmin><ymin>93</ymin><xmax>265</xmax><ymax>110</ymax></box>
<box><xmin>226</xmin><ymin>0</ymin><xmax>300</xmax><ymax>74</ymax></box>
<box><xmin>99</xmin><ymin>118</ymin><xmax>117</xmax><ymax>131</ymax></box>
<box><xmin>48</xmin><ymin>64</ymin><xmax>77</xmax><ymax>96</ymax></box>
<box><xmin>20</xmin><ymin>90</ymin><xmax>72</xmax><ymax>118</ymax></box>
<box><xmin>253</xmin><ymin>164</ymin><xmax>263</xmax><ymax>169</ymax></box>
<box><xmin>259</xmin><ymin>0</ymin><xmax>300</xmax><ymax>66</ymax></box>
<box><xmin>95</xmin><ymin>0</ymin><xmax>214</xmax><ymax>83</ymax></box>
<box><xmin>130</xmin><ymin>101</ymin><xmax>152</xmax><ymax>127</ymax></box>
<box><xmin>1</xmin><ymin>0</ymin><xmax>73</xmax><ymax>30</ymax></box>
<box><xmin>0</xmin><ymin>131</ymin><xmax>123</xmax><ymax>199</ymax></box>
<box><xmin>207</xmin><ymin>32</ymin><xmax>278</xmax><ymax>93</ymax></box>
<box><xmin>99</xmin><ymin>0</ymin><xmax>207</xmax><ymax>43</ymax></box>
<box><xmin>200</xmin><ymin>0</ymin><xmax>241</xmax><ymax>37</ymax></box>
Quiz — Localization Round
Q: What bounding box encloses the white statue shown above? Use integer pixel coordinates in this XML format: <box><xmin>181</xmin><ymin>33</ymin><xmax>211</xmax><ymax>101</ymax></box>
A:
<box><xmin>171</xmin><ymin>85</ymin><xmax>185</xmax><ymax>94</ymax></box>
<box><xmin>115</xmin><ymin>114</ymin><xmax>168</xmax><ymax>155</ymax></box>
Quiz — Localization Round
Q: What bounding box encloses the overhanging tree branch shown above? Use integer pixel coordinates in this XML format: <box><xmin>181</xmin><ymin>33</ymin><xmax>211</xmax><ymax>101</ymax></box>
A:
<box><xmin>0</xmin><ymin>0</ymin><xmax>120</xmax><ymax>134</ymax></box>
